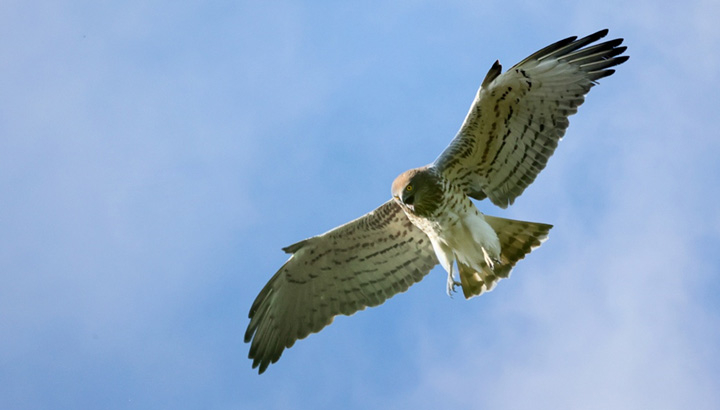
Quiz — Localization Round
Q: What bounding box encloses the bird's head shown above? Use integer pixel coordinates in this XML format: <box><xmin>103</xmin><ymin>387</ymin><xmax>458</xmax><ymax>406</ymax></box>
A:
<box><xmin>391</xmin><ymin>167</ymin><xmax>442</xmax><ymax>216</ymax></box>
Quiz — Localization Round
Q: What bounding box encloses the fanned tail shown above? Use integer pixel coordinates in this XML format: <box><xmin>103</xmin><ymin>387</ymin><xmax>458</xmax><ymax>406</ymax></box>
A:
<box><xmin>459</xmin><ymin>216</ymin><xmax>552</xmax><ymax>299</ymax></box>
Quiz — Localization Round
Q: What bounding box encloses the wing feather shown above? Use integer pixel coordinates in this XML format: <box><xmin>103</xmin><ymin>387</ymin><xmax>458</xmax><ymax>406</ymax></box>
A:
<box><xmin>245</xmin><ymin>200</ymin><xmax>438</xmax><ymax>373</ymax></box>
<box><xmin>434</xmin><ymin>29</ymin><xmax>628</xmax><ymax>208</ymax></box>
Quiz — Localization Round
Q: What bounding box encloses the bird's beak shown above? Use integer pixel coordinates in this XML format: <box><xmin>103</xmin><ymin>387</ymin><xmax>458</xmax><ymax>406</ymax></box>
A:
<box><xmin>392</xmin><ymin>195</ymin><xmax>400</xmax><ymax>203</ymax></box>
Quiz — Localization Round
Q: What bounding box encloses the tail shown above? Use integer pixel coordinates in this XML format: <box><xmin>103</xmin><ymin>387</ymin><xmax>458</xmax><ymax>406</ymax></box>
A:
<box><xmin>458</xmin><ymin>216</ymin><xmax>552</xmax><ymax>299</ymax></box>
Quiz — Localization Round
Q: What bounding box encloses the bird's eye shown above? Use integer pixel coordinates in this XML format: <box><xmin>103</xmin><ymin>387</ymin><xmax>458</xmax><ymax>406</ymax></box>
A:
<box><xmin>406</xmin><ymin>185</ymin><xmax>413</xmax><ymax>192</ymax></box>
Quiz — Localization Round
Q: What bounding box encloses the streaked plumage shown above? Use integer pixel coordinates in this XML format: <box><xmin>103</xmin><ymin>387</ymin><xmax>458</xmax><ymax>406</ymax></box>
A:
<box><xmin>246</xmin><ymin>29</ymin><xmax>628</xmax><ymax>373</ymax></box>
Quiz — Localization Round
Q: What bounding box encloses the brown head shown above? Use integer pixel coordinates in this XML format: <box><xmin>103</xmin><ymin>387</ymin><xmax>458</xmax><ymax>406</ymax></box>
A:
<box><xmin>391</xmin><ymin>167</ymin><xmax>443</xmax><ymax>217</ymax></box>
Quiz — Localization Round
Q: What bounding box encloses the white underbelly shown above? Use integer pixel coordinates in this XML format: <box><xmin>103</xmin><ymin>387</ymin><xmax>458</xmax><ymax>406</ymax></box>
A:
<box><xmin>422</xmin><ymin>200</ymin><xmax>501</xmax><ymax>274</ymax></box>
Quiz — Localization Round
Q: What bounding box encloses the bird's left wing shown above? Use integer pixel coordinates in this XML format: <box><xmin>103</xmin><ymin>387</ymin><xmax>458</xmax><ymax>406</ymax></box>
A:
<box><xmin>245</xmin><ymin>200</ymin><xmax>438</xmax><ymax>373</ymax></box>
<box><xmin>434</xmin><ymin>29</ymin><xmax>628</xmax><ymax>208</ymax></box>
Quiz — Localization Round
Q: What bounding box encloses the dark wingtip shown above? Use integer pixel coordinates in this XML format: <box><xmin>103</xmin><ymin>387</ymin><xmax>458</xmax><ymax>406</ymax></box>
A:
<box><xmin>481</xmin><ymin>60</ymin><xmax>502</xmax><ymax>87</ymax></box>
<box><xmin>616</xmin><ymin>55</ymin><xmax>630</xmax><ymax>65</ymax></box>
<box><xmin>282</xmin><ymin>238</ymin><xmax>309</xmax><ymax>254</ymax></box>
<box><xmin>244</xmin><ymin>326</ymin><xmax>254</xmax><ymax>343</ymax></box>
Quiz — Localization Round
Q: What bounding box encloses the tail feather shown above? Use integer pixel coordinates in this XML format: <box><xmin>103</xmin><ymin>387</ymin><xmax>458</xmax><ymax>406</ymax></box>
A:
<box><xmin>459</xmin><ymin>215</ymin><xmax>552</xmax><ymax>299</ymax></box>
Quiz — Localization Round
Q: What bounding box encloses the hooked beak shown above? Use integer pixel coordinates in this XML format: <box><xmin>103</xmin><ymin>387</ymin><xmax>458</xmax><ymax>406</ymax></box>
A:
<box><xmin>393</xmin><ymin>195</ymin><xmax>414</xmax><ymax>212</ymax></box>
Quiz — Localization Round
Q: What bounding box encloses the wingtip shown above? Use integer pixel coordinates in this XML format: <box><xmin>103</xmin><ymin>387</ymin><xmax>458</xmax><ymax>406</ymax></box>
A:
<box><xmin>244</xmin><ymin>324</ymin><xmax>256</xmax><ymax>343</ymax></box>
<box><xmin>250</xmin><ymin>360</ymin><xmax>266</xmax><ymax>375</ymax></box>
<box><xmin>282</xmin><ymin>238</ymin><xmax>308</xmax><ymax>254</ymax></box>
<box><xmin>481</xmin><ymin>60</ymin><xmax>502</xmax><ymax>87</ymax></box>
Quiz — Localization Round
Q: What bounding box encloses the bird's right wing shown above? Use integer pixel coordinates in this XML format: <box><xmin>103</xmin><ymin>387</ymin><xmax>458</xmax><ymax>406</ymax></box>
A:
<box><xmin>245</xmin><ymin>200</ymin><xmax>438</xmax><ymax>373</ymax></box>
<box><xmin>434</xmin><ymin>29</ymin><xmax>628</xmax><ymax>208</ymax></box>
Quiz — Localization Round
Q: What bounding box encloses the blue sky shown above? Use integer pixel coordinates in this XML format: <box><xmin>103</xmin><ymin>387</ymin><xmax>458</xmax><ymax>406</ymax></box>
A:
<box><xmin>2</xmin><ymin>1</ymin><xmax>719</xmax><ymax>409</ymax></box>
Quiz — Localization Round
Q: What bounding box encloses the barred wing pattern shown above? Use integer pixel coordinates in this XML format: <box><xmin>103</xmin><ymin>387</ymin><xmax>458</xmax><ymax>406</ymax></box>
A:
<box><xmin>245</xmin><ymin>200</ymin><xmax>438</xmax><ymax>373</ymax></box>
<box><xmin>434</xmin><ymin>29</ymin><xmax>628</xmax><ymax>208</ymax></box>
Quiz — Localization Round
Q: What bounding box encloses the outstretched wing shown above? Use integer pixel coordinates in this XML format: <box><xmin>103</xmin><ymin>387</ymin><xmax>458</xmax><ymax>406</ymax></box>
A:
<box><xmin>245</xmin><ymin>200</ymin><xmax>438</xmax><ymax>373</ymax></box>
<box><xmin>434</xmin><ymin>29</ymin><xmax>628</xmax><ymax>208</ymax></box>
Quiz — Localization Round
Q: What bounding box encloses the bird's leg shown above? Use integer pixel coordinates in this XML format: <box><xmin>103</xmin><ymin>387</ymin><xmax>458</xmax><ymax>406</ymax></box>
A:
<box><xmin>446</xmin><ymin>264</ymin><xmax>462</xmax><ymax>297</ymax></box>
<box><xmin>481</xmin><ymin>247</ymin><xmax>497</xmax><ymax>270</ymax></box>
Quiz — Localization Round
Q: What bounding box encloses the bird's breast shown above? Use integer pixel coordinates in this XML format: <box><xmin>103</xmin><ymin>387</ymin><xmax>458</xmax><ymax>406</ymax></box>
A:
<box><xmin>404</xmin><ymin>186</ymin><xmax>501</xmax><ymax>269</ymax></box>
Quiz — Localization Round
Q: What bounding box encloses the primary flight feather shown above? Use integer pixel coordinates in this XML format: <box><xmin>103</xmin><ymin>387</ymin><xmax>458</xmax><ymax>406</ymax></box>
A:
<box><xmin>246</xmin><ymin>29</ymin><xmax>628</xmax><ymax>374</ymax></box>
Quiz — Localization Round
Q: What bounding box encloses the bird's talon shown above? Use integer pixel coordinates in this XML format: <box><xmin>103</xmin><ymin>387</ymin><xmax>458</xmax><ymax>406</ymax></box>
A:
<box><xmin>446</xmin><ymin>278</ymin><xmax>462</xmax><ymax>297</ymax></box>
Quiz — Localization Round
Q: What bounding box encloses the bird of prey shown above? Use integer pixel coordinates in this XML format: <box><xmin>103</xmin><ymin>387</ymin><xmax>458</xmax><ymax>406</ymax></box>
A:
<box><xmin>245</xmin><ymin>29</ymin><xmax>628</xmax><ymax>373</ymax></box>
